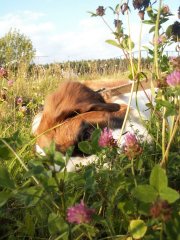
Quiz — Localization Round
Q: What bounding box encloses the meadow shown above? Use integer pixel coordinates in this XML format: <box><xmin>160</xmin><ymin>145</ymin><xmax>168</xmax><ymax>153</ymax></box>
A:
<box><xmin>0</xmin><ymin>56</ymin><xmax>179</xmax><ymax>239</ymax></box>
<box><xmin>0</xmin><ymin>1</ymin><xmax>180</xmax><ymax>239</ymax></box>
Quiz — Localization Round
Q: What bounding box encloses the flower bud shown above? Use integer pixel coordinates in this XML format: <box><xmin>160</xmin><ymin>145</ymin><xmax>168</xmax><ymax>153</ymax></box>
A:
<box><xmin>138</xmin><ymin>10</ymin><xmax>145</xmax><ymax>20</ymax></box>
<box><xmin>96</xmin><ymin>6</ymin><xmax>105</xmax><ymax>16</ymax></box>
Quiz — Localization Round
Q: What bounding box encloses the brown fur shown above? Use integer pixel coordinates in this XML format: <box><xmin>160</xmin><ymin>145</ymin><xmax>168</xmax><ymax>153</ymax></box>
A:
<box><xmin>35</xmin><ymin>81</ymin><xmax>127</xmax><ymax>154</ymax></box>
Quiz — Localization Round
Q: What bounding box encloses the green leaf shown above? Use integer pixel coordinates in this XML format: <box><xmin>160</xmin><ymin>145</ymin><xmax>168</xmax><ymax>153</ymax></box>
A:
<box><xmin>160</xmin><ymin>187</ymin><xmax>179</xmax><ymax>203</ymax></box>
<box><xmin>129</xmin><ymin>219</ymin><xmax>147</xmax><ymax>239</ymax></box>
<box><xmin>84</xmin><ymin>166</ymin><xmax>97</xmax><ymax>193</ymax></box>
<box><xmin>91</xmin><ymin>128</ymin><xmax>101</xmax><ymax>152</ymax></box>
<box><xmin>0</xmin><ymin>141</ymin><xmax>14</xmax><ymax>160</ymax></box>
<box><xmin>87</xmin><ymin>11</ymin><xmax>98</xmax><ymax>17</ymax></box>
<box><xmin>149</xmin><ymin>26</ymin><xmax>155</xmax><ymax>33</ymax></box>
<box><xmin>105</xmin><ymin>40</ymin><xmax>121</xmax><ymax>48</ymax></box>
<box><xmin>122</xmin><ymin>36</ymin><xmax>134</xmax><ymax>50</ymax></box>
<box><xmin>78</xmin><ymin>141</ymin><xmax>93</xmax><ymax>154</ymax></box>
<box><xmin>0</xmin><ymin>167</ymin><xmax>15</xmax><ymax>189</ymax></box>
<box><xmin>54</xmin><ymin>151</ymin><xmax>65</xmax><ymax>168</ymax></box>
<box><xmin>48</xmin><ymin>213</ymin><xmax>68</xmax><ymax>235</ymax></box>
<box><xmin>142</xmin><ymin>20</ymin><xmax>154</xmax><ymax>25</ymax></box>
<box><xmin>0</xmin><ymin>191</ymin><xmax>12</xmax><ymax>207</ymax></box>
<box><xmin>156</xmin><ymin>99</ymin><xmax>176</xmax><ymax>116</ymax></box>
<box><xmin>150</xmin><ymin>165</ymin><xmax>168</xmax><ymax>192</ymax></box>
<box><xmin>17</xmin><ymin>186</ymin><xmax>44</xmax><ymax>207</ymax></box>
<box><xmin>133</xmin><ymin>185</ymin><xmax>157</xmax><ymax>203</ymax></box>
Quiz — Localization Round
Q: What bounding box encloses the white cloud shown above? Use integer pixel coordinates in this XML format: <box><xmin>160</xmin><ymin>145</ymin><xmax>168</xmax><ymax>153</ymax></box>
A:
<box><xmin>0</xmin><ymin>10</ymin><xmax>178</xmax><ymax>64</ymax></box>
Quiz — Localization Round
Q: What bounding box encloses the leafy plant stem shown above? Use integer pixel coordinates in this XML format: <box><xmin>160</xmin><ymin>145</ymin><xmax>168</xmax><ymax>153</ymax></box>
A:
<box><xmin>131</xmin><ymin>158</ymin><xmax>137</xmax><ymax>187</ymax></box>
<box><xmin>160</xmin><ymin>222</ymin><xmax>164</xmax><ymax>240</ymax></box>
<box><xmin>162</xmin><ymin>106</ymin><xmax>166</xmax><ymax>167</ymax></box>
<box><xmin>160</xmin><ymin>113</ymin><xmax>180</xmax><ymax>168</ymax></box>
<box><xmin>118</xmin><ymin>11</ymin><xmax>136</xmax><ymax>142</ymax></box>
<box><xmin>118</xmin><ymin>80</ymin><xmax>135</xmax><ymax>143</ymax></box>
<box><xmin>101</xmin><ymin>16</ymin><xmax>114</xmax><ymax>33</ymax></box>
<box><xmin>137</xmin><ymin>21</ymin><xmax>143</xmax><ymax>72</ymax></box>
<box><xmin>154</xmin><ymin>0</ymin><xmax>162</xmax><ymax>79</ymax></box>
<box><xmin>127</xmin><ymin>11</ymin><xmax>135</xmax><ymax>78</ymax></box>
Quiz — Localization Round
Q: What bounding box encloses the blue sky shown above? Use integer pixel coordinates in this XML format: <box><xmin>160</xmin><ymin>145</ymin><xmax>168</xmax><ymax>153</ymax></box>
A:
<box><xmin>0</xmin><ymin>0</ymin><xmax>179</xmax><ymax>63</ymax></box>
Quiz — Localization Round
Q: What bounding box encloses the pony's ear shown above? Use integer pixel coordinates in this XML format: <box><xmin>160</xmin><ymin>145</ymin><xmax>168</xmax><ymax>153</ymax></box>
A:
<box><xmin>88</xmin><ymin>102</ymin><xmax>120</xmax><ymax>112</ymax></box>
<box><xmin>54</xmin><ymin>103</ymin><xmax>120</xmax><ymax>122</ymax></box>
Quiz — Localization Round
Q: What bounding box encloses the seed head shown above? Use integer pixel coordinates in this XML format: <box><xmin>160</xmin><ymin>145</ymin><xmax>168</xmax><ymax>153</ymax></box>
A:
<box><xmin>138</xmin><ymin>10</ymin><xmax>145</xmax><ymax>20</ymax></box>
<box><xmin>133</xmin><ymin>0</ymin><xmax>151</xmax><ymax>11</ymax></box>
<box><xmin>96</xmin><ymin>6</ymin><xmax>105</xmax><ymax>16</ymax></box>
<box><xmin>162</xmin><ymin>5</ymin><xmax>170</xmax><ymax>15</ymax></box>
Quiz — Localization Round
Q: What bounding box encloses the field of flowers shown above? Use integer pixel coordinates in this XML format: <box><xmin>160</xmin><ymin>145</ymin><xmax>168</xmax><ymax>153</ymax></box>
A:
<box><xmin>0</xmin><ymin>1</ymin><xmax>180</xmax><ymax>239</ymax></box>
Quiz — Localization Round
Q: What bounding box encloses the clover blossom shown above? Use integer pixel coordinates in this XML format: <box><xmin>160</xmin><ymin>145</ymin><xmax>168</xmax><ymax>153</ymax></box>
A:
<box><xmin>166</xmin><ymin>70</ymin><xmax>180</xmax><ymax>87</ymax></box>
<box><xmin>123</xmin><ymin>132</ymin><xmax>142</xmax><ymax>159</ymax></box>
<box><xmin>0</xmin><ymin>67</ymin><xmax>8</xmax><ymax>78</ymax></box>
<box><xmin>98</xmin><ymin>127</ymin><xmax>117</xmax><ymax>147</ymax></box>
<box><xmin>150</xmin><ymin>199</ymin><xmax>172</xmax><ymax>222</ymax></box>
<box><xmin>16</xmin><ymin>97</ymin><xmax>23</xmax><ymax>104</ymax></box>
<box><xmin>7</xmin><ymin>80</ymin><xmax>14</xmax><ymax>87</ymax></box>
<box><xmin>67</xmin><ymin>200</ymin><xmax>95</xmax><ymax>224</ymax></box>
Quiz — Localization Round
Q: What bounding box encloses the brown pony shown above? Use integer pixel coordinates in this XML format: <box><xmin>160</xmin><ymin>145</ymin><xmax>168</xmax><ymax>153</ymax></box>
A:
<box><xmin>34</xmin><ymin>81</ymin><xmax>127</xmax><ymax>155</ymax></box>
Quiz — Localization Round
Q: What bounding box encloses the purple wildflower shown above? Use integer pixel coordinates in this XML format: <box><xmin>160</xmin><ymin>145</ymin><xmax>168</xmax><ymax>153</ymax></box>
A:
<box><xmin>166</xmin><ymin>70</ymin><xmax>180</xmax><ymax>87</ymax></box>
<box><xmin>153</xmin><ymin>35</ymin><xmax>166</xmax><ymax>45</ymax></box>
<box><xmin>19</xmin><ymin>106</ymin><xmax>27</xmax><ymax>113</ymax></box>
<box><xmin>98</xmin><ymin>127</ymin><xmax>117</xmax><ymax>147</ymax></box>
<box><xmin>0</xmin><ymin>67</ymin><xmax>8</xmax><ymax>78</ymax></box>
<box><xmin>67</xmin><ymin>200</ymin><xmax>95</xmax><ymax>224</ymax></box>
<box><xmin>7</xmin><ymin>80</ymin><xmax>14</xmax><ymax>87</ymax></box>
<box><xmin>123</xmin><ymin>132</ymin><xmax>142</xmax><ymax>159</ymax></box>
<box><xmin>16</xmin><ymin>97</ymin><xmax>23</xmax><ymax>104</ymax></box>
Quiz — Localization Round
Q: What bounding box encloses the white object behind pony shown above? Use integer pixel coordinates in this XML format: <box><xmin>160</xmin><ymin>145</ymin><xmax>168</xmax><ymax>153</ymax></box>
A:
<box><xmin>32</xmin><ymin>87</ymin><xmax>155</xmax><ymax>172</ymax></box>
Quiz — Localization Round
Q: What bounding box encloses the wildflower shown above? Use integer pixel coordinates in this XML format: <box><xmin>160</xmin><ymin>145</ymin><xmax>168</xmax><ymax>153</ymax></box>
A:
<box><xmin>96</xmin><ymin>6</ymin><xmax>105</xmax><ymax>16</ymax></box>
<box><xmin>0</xmin><ymin>89</ymin><xmax>7</xmax><ymax>101</ymax></box>
<box><xmin>16</xmin><ymin>97</ymin><xmax>23</xmax><ymax>105</ymax></box>
<box><xmin>157</xmin><ymin>35</ymin><xmax>166</xmax><ymax>44</ymax></box>
<box><xmin>121</xmin><ymin>3</ymin><xmax>129</xmax><ymax>15</ymax></box>
<box><xmin>162</xmin><ymin>5</ymin><xmax>170</xmax><ymax>15</ymax></box>
<box><xmin>133</xmin><ymin>0</ymin><xmax>150</xmax><ymax>11</ymax></box>
<box><xmin>67</xmin><ymin>200</ymin><xmax>95</xmax><ymax>224</ymax></box>
<box><xmin>169</xmin><ymin>56</ymin><xmax>180</xmax><ymax>71</ymax></box>
<box><xmin>0</xmin><ymin>67</ymin><xmax>8</xmax><ymax>78</ymax></box>
<box><xmin>123</xmin><ymin>132</ymin><xmax>142</xmax><ymax>159</ymax></box>
<box><xmin>166</xmin><ymin>70</ymin><xmax>180</xmax><ymax>87</ymax></box>
<box><xmin>150</xmin><ymin>199</ymin><xmax>172</xmax><ymax>222</ymax></box>
<box><xmin>19</xmin><ymin>106</ymin><xmax>27</xmax><ymax>113</ymax></box>
<box><xmin>98</xmin><ymin>127</ymin><xmax>117</xmax><ymax>147</ymax></box>
<box><xmin>153</xmin><ymin>35</ymin><xmax>166</xmax><ymax>45</ymax></box>
<box><xmin>7</xmin><ymin>80</ymin><xmax>14</xmax><ymax>87</ymax></box>
<box><xmin>138</xmin><ymin>10</ymin><xmax>145</xmax><ymax>20</ymax></box>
